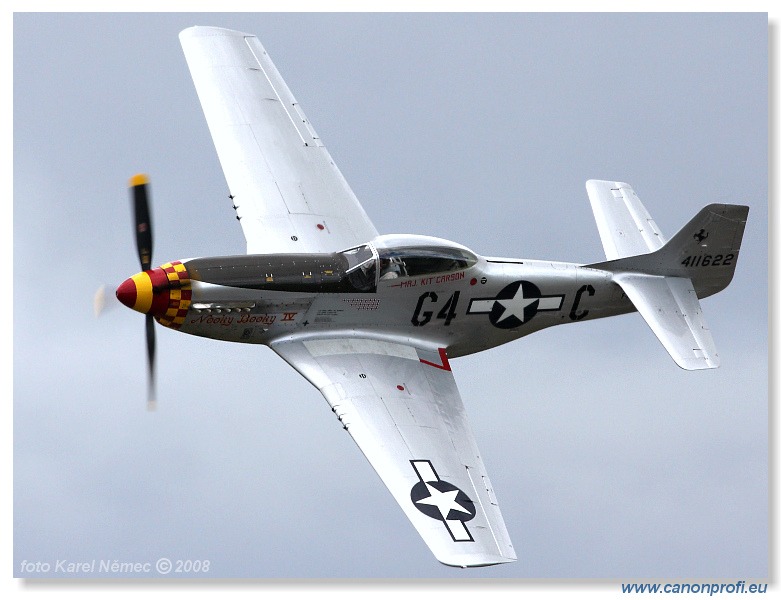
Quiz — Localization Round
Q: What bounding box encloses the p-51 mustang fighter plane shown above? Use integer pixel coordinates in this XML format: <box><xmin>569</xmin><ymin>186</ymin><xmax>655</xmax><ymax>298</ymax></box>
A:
<box><xmin>116</xmin><ymin>26</ymin><xmax>748</xmax><ymax>568</ymax></box>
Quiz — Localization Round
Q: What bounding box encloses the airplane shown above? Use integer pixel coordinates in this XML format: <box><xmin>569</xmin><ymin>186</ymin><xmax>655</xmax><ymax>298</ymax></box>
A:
<box><xmin>115</xmin><ymin>26</ymin><xmax>748</xmax><ymax>568</ymax></box>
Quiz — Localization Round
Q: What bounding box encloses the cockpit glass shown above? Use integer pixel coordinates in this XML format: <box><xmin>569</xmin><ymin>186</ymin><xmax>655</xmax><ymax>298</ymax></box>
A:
<box><xmin>377</xmin><ymin>246</ymin><xmax>476</xmax><ymax>277</ymax></box>
<box><xmin>340</xmin><ymin>244</ymin><xmax>374</xmax><ymax>272</ymax></box>
<box><xmin>339</xmin><ymin>244</ymin><xmax>377</xmax><ymax>291</ymax></box>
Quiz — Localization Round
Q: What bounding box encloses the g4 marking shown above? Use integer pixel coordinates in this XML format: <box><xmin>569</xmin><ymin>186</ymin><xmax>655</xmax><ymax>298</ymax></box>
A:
<box><xmin>411</xmin><ymin>291</ymin><xmax>460</xmax><ymax>327</ymax></box>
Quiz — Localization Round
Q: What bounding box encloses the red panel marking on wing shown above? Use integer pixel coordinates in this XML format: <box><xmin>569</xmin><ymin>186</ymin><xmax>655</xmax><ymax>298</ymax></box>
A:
<box><xmin>419</xmin><ymin>348</ymin><xmax>452</xmax><ymax>372</ymax></box>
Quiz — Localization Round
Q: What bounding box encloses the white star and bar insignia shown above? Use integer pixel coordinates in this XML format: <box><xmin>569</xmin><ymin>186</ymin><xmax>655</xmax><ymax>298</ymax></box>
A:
<box><xmin>409</xmin><ymin>460</ymin><xmax>476</xmax><ymax>542</ymax></box>
<box><xmin>467</xmin><ymin>280</ymin><xmax>564</xmax><ymax>329</ymax></box>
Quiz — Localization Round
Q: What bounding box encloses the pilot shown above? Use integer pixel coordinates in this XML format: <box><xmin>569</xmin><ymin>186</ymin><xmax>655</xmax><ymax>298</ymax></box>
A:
<box><xmin>379</xmin><ymin>258</ymin><xmax>401</xmax><ymax>280</ymax></box>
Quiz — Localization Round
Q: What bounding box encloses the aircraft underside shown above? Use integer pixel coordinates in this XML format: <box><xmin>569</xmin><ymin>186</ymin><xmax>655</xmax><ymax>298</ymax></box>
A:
<box><xmin>112</xmin><ymin>26</ymin><xmax>748</xmax><ymax>567</ymax></box>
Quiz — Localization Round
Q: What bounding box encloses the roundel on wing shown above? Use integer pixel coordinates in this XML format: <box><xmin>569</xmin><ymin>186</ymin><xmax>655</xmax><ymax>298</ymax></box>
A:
<box><xmin>410</xmin><ymin>479</ymin><xmax>477</xmax><ymax>522</ymax></box>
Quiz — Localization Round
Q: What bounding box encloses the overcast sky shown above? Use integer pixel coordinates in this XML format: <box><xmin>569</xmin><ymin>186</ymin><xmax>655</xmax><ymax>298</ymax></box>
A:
<box><xmin>13</xmin><ymin>12</ymin><xmax>767</xmax><ymax>581</ymax></box>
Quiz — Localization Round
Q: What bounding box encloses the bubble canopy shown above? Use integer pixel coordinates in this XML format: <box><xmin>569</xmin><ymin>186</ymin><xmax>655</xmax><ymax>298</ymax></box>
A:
<box><xmin>339</xmin><ymin>235</ymin><xmax>478</xmax><ymax>290</ymax></box>
<box><xmin>368</xmin><ymin>234</ymin><xmax>478</xmax><ymax>278</ymax></box>
<box><xmin>370</xmin><ymin>234</ymin><xmax>476</xmax><ymax>258</ymax></box>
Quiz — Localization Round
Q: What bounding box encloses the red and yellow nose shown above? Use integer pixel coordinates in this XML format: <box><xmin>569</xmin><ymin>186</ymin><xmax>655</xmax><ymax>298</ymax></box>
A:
<box><xmin>116</xmin><ymin>261</ymin><xmax>192</xmax><ymax>329</ymax></box>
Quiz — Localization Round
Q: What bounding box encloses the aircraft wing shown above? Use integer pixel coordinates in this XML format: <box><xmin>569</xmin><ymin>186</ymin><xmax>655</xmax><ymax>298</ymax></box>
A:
<box><xmin>180</xmin><ymin>26</ymin><xmax>379</xmax><ymax>254</ymax></box>
<box><xmin>271</xmin><ymin>337</ymin><xmax>517</xmax><ymax>567</ymax></box>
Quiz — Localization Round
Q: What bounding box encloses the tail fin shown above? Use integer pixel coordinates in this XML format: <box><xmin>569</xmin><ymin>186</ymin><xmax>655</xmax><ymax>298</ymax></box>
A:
<box><xmin>583</xmin><ymin>180</ymin><xmax>749</xmax><ymax>370</ymax></box>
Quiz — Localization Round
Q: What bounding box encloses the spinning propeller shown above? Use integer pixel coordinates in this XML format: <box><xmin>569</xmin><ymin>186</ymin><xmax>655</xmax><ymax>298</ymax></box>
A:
<box><xmin>117</xmin><ymin>174</ymin><xmax>157</xmax><ymax>410</ymax></box>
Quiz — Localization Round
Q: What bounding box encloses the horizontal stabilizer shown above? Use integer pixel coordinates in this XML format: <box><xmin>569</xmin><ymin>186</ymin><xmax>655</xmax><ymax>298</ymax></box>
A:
<box><xmin>614</xmin><ymin>274</ymin><xmax>719</xmax><ymax>370</ymax></box>
<box><xmin>586</xmin><ymin>180</ymin><xmax>666</xmax><ymax>260</ymax></box>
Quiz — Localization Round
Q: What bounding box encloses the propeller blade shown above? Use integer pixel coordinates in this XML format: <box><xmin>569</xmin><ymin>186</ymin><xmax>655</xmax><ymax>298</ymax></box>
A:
<box><xmin>129</xmin><ymin>174</ymin><xmax>153</xmax><ymax>272</ymax></box>
<box><xmin>127</xmin><ymin>173</ymin><xmax>158</xmax><ymax>409</ymax></box>
<box><xmin>94</xmin><ymin>283</ymin><xmax>123</xmax><ymax>317</ymax></box>
<box><xmin>94</xmin><ymin>284</ymin><xmax>108</xmax><ymax>317</ymax></box>
<box><xmin>145</xmin><ymin>313</ymin><xmax>157</xmax><ymax>410</ymax></box>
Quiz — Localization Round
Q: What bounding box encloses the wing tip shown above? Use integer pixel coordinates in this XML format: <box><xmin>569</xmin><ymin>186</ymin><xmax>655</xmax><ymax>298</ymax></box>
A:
<box><xmin>439</xmin><ymin>555</ymin><xmax>517</xmax><ymax>568</ymax></box>
<box><xmin>586</xmin><ymin>178</ymin><xmax>631</xmax><ymax>190</ymax></box>
<box><xmin>179</xmin><ymin>25</ymin><xmax>253</xmax><ymax>40</ymax></box>
<box><xmin>674</xmin><ymin>355</ymin><xmax>720</xmax><ymax>370</ymax></box>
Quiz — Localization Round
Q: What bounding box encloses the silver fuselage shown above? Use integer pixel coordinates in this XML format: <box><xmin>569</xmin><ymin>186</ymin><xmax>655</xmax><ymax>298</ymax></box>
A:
<box><xmin>178</xmin><ymin>254</ymin><xmax>633</xmax><ymax>358</ymax></box>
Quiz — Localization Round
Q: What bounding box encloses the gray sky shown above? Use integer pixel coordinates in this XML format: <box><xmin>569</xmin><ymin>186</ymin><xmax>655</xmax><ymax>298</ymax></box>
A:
<box><xmin>13</xmin><ymin>12</ymin><xmax>767</xmax><ymax>580</ymax></box>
